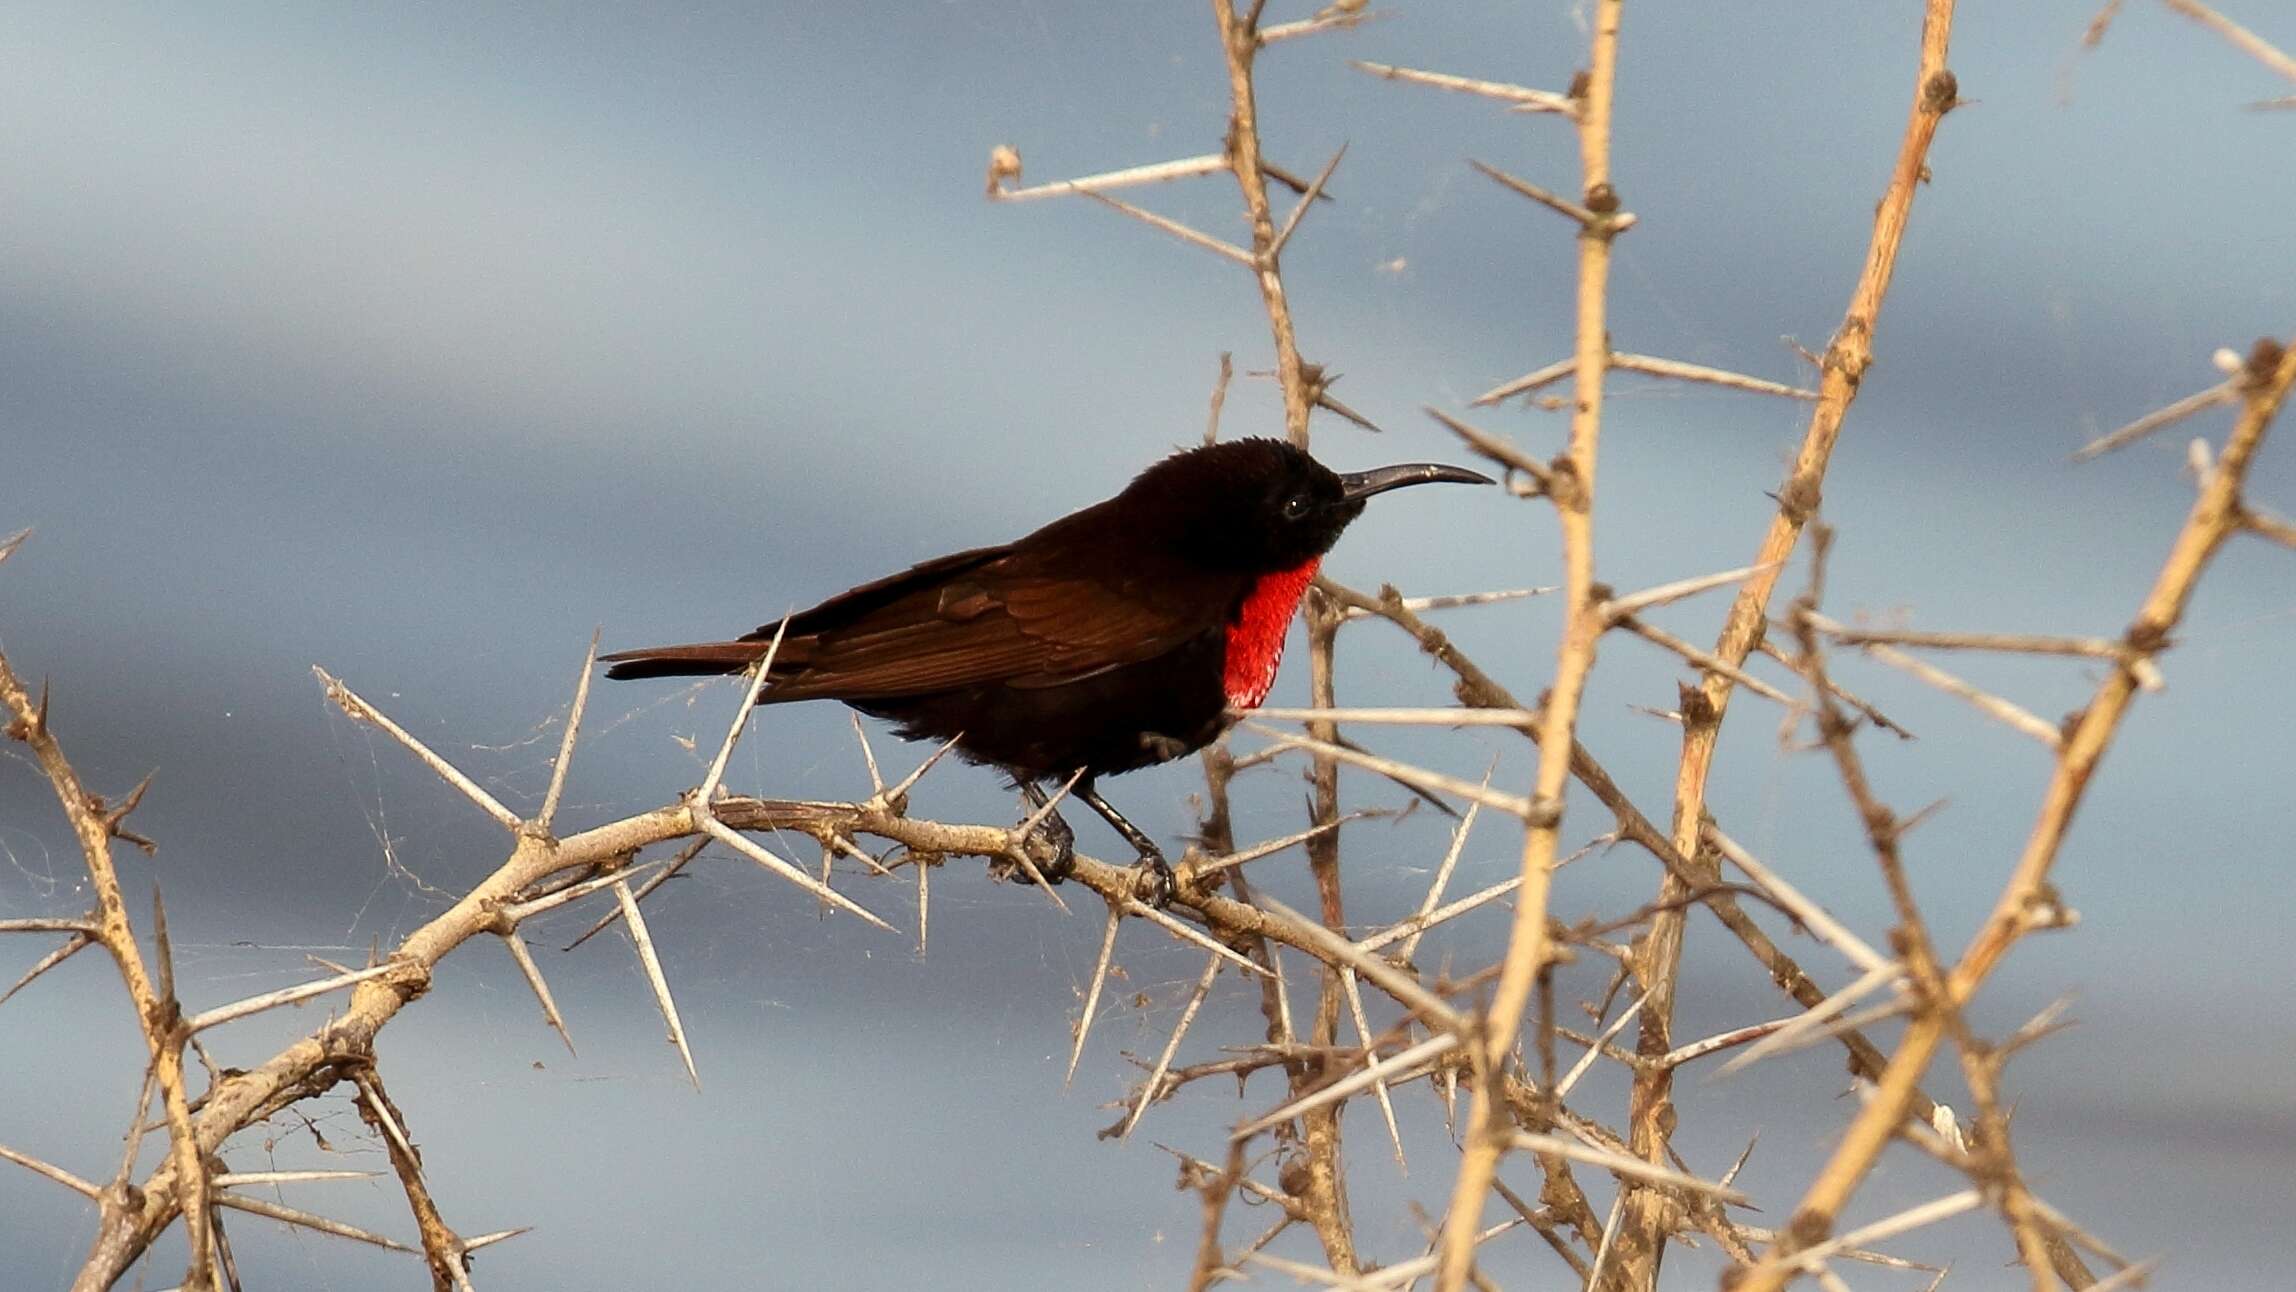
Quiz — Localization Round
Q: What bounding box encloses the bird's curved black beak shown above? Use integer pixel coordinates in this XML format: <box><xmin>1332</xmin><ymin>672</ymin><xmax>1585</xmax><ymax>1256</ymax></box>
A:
<box><xmin>1337</xmin><ymin>462</ymin><xmax>1496</xmax><ymax>503</ymax></box>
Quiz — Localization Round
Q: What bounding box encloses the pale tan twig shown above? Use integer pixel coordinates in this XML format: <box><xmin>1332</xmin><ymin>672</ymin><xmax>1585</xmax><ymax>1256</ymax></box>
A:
<box><xmin>1599</xmin><ymin>562</ymin><xmax>1776</xmax><ymax>623</ymax></box>
<box><xmin>1182</xmin><ymin>812</ymin><xmax>1368</xmax><ymax>884</ymax></box>
<box><xmin>1206</xmin><ymin>352</ymin><xmax>1234</xmax><ymax>445</ymax></box>
<box><xmin>1758</xmin><ymin>638</ymin><xmax>1916</xmax><ymax>737</ymax></box>
<box><xmin>1610</xmin><ymin>353</ymin><xmax>1819</xmax><ymax>400</ymax></box>
<box><xmin>462</xmin><ymin>1227</ymin><xmax>531</xmax><ymax>1254</ymax></box>
<box><xmin>1821</xmin><ymin>623</ymin><xmax>2139</xmax><ymax>660</ymax></box>
<box><xmin>212</xmin><ymin>1194</ymin><xmax>414</xmax><ymax>1253</ymax></box>
<box><xmin>0</xmin><ymin>916</ymin><xmax>101</xmax><ymax>934</ymax></box>
<box><xmin>1360</xmin><ymin>874</ymin><xmax>1520</xmax><ymax>957</ymax></box>
<box><xmin>1657</xmin><ymin>1018</ymin><xmax>1794</xmax><ymax>1072</ymax></box>
<box><xmin>615</xmin><ymin>878</ymin><xmax>698</xmax><ymax>1089</ymax></box>
<box><xmin>1397</xmin><ymin>794</ymin><xmax>1484</xmax><ymax>962</ymax></box>
<box><xmin>533</xmin><ymin>632</ymin><xmax>598</xmax><ymax>834</ymax></box>
<box><xmin>184</xmin><ymin>963</ymin><xmax>403</xmax><ymax>1035</ymax></box>
<box><xmin>1472</xmin><ymin>357</ymin><xmax>1576</xmax><ymax>407</ymax></box>
<box><xmin>1740</xmin><ymin>337</ymin><xmax>2296</xmax><ymax>1288</ymax></box>
<box><xmin>1554</xmin><ymin>990</ymin><xmax>1649</xmax><ymax>1100</ymax></box>
<box><xmin>1515</xmin><ymin>1130</ymin><xmax>1750</xmax><ymax>1206</ymax></box>
<box><xmin>1788</xmin><ymin>1190</ymin><xmax>1983</xmax><ymax>1271</ymax></box>
<box><xmin>1349</xmin><ymin>60</ymin><xmax>1578</xmax><ymax>116</ymax></box>
<box><xmin>1233</xmin><ymin>1032</ymin><xmax>1457</xmax><ymax>1142</ymax></box>
<box><xmin>881</xmin><ymin>734</ymin><xmax>963</xmax><ymax>807</ymax></box>
<box><xmin>2027</xmin><ymin>1193</ymin><xmax>2137</xmax><ymax>1272</ymax></box>
<box><xmin>1615</xmin><ymin>615</ymin><xmax>1796</xmax><ymax>706</ymax></box>
<box><xmin>1626</xmin><ymin>10</ymin><xmax>1963</xmax><ymax>1280</ymax></box>
<box><xmin>1711</xmin><ymin>963</ymin><xmax>1906</xmax><ymax>1080</ymax></box>
<box><xmin>2243</xmin><ymin>503</ymin><xmax>2296</xmax><ymax>547</ymax></box>
<box><xmin>1807</xmin><ymin>611</ymin><xmax>2064</xmax><ymax>747</ymax></box>
<box><xmin>2081</xmin><ymin>1259</ymin><xmax>2162</xmax><ymax>1292</ymax></box>
<box><xmin>1240</xmin><ymin>723</ymin><xmax>1537</xmax><ymax>818</ymax></box>
<box><xmin>1422</xmin><ymin>406</ymin><xmax>1556</xmax><ymax>497</ymax></box>
<box><xmin>2074</xmin><ymin>380</ymin><xmax>2237</xmax><ymax>460</ymax></box>
<box><xmin>0</xmin><ymin>932</ymin><xmax>94</xmax><ymax>1011</ymax></box>
<box><xmin>1</xmin><ymin>1142</ymin><xmax>100</xmax><ymax>1197</ymax></box>
<box><xmin>1122</xmin><ymin>953</ymin><xmax>1222</xmax><ymax>1139</ymax></box>
<box><xmin>989</xmin><ymin>153</ymin><xmax>1229</xmax><ymax>202</ymax></box>
<box><xmin>695</xmin><ymin>815</ymin><xmax>893</xmax><ymax>931</ymax></box>
<box><xmin>508</xmin><ymin>859</ymin><xmax>666</xmax><ymax>927</ymax></box>
<box><xmin>1704</xmin><ymin>826</ymin><xmax>1893</xmax><ymax>975</ymax></box>
<box><xmin>1080</xmin><ymin>189</ymin><xmax>1255</xmax><ymax>267</ymax></box>
<box><xmin>1254</xmin><ymin>894</ymin><xmax>1463</xmax><ymax>1032</ymax></box>
<box><xmin>1338</xmin><ymin>968</ymin><xmax>1407</xmax><ymax>1170</ymax></box>
<box><xmin>2161</xmin><ymin>0</ymin><xmax>2296</xmax><ymax>82</ymax></box>
<box><xmin>695</xmin><ymin>617</ymin><xmax>787</xmax><ymax>806</ymax></box>
<box><xmin>212</xmin><ymin>1170</ymin><xmax>378</xmax><ymax>1187</ymax></box>
<box><xmin>1247</xmin><ymin>706</ymin><xmax>1538</xmax><ymax>728</ymax></box>
<box><xmin>1433</xmin><ymin>2</ymin><xmax>1627</xmax><ymax>1277</ymax></box>
<box><xmin>914</xmin><ymin>851</ymin><xmax>930</xmax><ymax>958</ymax></box>
<box><xmin>1125</xmin><ymin>897</ymin><xmax>1271</xmax><ymax>980</ymax></box>
<box><xmin>1270</xmin><ymin>144</ymin><xmax>1347</xmax><ymax>261</ymax></box>
<box><xmin>313</xmin><ymin>667</ymin><xmax>522</xmax><ymax>832</ymax></box>
<box><xmin>1260</xmin><ymin>7</ymin><xmax>1390</xmax><ymax>45</ymax></box>
<box><xmin>498</xmin><ymin>932</ymin><xmax>575</xmax><ymax>1056</ymax></box>
<box><xmin>1471</xmin><ymin>160</ymin><xmax>1601</xmax><ymax>227</ymax></box>
<box><xmin>1065</xmin><ymin>905</ymin><xmax>1122</xmax><ymax>1087</ymax></box>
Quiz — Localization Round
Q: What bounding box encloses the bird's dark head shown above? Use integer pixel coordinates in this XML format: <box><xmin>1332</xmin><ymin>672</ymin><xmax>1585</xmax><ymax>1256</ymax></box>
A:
<box><xmin>1122</xmin><ymin>438</ymin><xmax>1493</xmax><ymax>574</ymax></box>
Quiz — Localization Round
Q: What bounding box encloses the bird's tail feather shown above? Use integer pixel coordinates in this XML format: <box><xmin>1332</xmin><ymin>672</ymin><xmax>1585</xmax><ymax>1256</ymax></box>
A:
<box><xmin>600</xmin><ymin>642</ymin><xmax>772</xmax><ymax>681</ymax></box>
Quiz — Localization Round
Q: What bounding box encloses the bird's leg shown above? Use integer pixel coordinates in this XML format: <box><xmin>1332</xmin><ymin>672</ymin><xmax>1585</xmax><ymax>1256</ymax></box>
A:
<box><xmin>1014</xmin><ymin>781</ymin><xmax>1076</xmax><ymax>884</ymax></box>
<box><xmin>1077</xmin><ymin>781</ymin><xmax>1176</xmax><ymax>909</ymax></box>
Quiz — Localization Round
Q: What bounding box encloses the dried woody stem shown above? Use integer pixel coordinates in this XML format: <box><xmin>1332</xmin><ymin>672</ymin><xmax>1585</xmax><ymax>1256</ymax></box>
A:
<box><xmin>1612</xmin><ymin>4</ymin><xmax>1960</xmax><ymax>1286</ymax></box>
<box><xmin>17</xmin><ymin>631</ymin><xmax>1499</xmax><ymax>1285</ymax></box>
<box><xmin>0</xmin><ymin>614</ymin><xmax>216</xmax><ymax>1291</ymax></box>
<box><xmin>1435</xmin><ymin>3</ymin><xmax>1629</xmax><ymax>1288</ymax></box>
<box><xmin>1734</xmin><ymin>337</ymin><xmax>2296</xmax><ymax>1290</ymax></box>
<box><xmin>1210</xmin><ymin>0</ymin><xmax>1364</xmax><ymax>1272</ymax></box>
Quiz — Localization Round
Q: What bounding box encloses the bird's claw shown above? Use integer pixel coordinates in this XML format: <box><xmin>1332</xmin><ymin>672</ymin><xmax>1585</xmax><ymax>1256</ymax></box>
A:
<box><xmin>1014</xmin><ymin>806</ymin><xmax>1076</xmax><ymax>885</ymax></box>
<box><xmin>1130</xmin><ymin>849</ymin><xmax>1176</xmax><ymax>910</ymax></box>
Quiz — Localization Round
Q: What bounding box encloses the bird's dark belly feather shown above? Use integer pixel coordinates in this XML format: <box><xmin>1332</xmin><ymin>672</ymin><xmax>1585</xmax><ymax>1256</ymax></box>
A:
<box><xmin>853</xmin><ymin>630</ymin><xmax>1233</xmax><ymax>781</ymax></box>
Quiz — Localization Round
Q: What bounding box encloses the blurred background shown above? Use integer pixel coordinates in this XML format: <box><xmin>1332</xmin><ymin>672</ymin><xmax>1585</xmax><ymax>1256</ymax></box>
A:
<box><xmin>2</xmin><ymin>3</ymin><xmax>2290</xmax><ymax>1288</ymax></box>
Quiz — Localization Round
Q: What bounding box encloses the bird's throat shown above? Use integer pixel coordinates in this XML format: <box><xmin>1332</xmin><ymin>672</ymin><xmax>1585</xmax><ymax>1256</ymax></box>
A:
<box><xmin>1223</xmin><ymin>557</ymin><xmax>1321</xmax><ymax>710</ymax></box>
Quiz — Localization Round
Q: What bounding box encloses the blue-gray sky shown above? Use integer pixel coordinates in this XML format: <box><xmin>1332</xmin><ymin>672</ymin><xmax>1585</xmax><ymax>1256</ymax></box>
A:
<box><xmin>3</xmin><ymin>3</ymin><xmax>2292</xmax><ymax>1288</ymax></box>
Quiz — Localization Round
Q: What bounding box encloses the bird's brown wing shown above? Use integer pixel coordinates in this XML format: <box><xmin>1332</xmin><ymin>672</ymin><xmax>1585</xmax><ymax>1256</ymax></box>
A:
<box><xmin>758</xmin><ymin>547</ymin><xmax>1245</xmax><ymax>702</ymax></box>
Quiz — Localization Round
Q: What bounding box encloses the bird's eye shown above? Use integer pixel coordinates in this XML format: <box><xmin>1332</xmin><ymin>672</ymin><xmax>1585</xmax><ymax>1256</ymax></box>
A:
<box><xmin>1281</xmin><ymin>494</ymin><xmax>1313</xmax><ymax>520</ymax></box>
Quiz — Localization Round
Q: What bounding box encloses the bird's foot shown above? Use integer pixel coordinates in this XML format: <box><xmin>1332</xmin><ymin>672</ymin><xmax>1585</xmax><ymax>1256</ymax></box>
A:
<box><xmin>1129</xmin><ymin>846</ymin><xmax>1176</xmax><ymax>910</ymax></box>
<box><xmin>1009</xmin><ymin>803</ymin><xmax>1076</xmax><ymax>886</ymax></box>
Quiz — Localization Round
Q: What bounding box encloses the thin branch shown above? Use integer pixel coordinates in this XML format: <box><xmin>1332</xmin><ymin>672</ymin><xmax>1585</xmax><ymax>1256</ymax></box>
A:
<box><xmin>2073</xmin><ymin>380</ymin><xmax>2236</xmax><ymax>460</ymax></box>
<box><xmin>615</xmin><ymin>879</ymin><xmax>698</xmax><ymax>1090</ymax></box>
<box><xmin>1610</xmin><ymin>353</ymin><xmax>1819</xmax><ymax>400</ymax></box>
<box><xmin>212</xmin><ymin>1194</ymin><xmax>415</xmax><ymax>1253</ymax></box>
<box><xmin>1740</xmin><ymin>337</ymin><xmax>2296</xmax><ymax>1287</ymax></box>
<box><xmin>0</xmin><ymin>1142</ymin><xmax>101</xmax><ymax>1197</ymax></box>
<box><xmin>1121</xmin><ymin>953</ymin><xmax>1222</xmax><ymax>1139</ymax></box>
<box><xmin>2161</xmin><ymin>0</ymin><xmax>2296</xmax><ymax>82</ymax></box>
<box><xmin>1599</xmin><ymin>562</ymin><xmax>1776</xmax><ymax>623</ymax></box>
<box><xmin>1349</xmin><ymin>59</ymin><xmax>1578</xmax><ymax>116</ymax></box>
<box><xmin>1471</xmin><ymin>160</ymin><xmax>1601</xmax><ymax>228</ymax></box>
<box><xmin>1234</xmin><ymin>1032</ymin><xmax>1457</xmax><ymax>1141</ymax></box>
<box><xmin>1269</xmin><ymin>144</ymin><xmax>1347</xmax><ymax>261</ymax></box>
<box><xmin>989</xmin><ymin>152</ymin><xmax>1230</xmax><ymax>202</ymax></box>
<box><xmin>498</xmin><ymin>933</ymin><xmax>576</xmax><ymax>1056</ymax></box>
<box><xmin>533</xmin><ymin>631</ymin><xmax>598</xmax><ymax>834</ymax></box>
<box><xmin>314</xmin><ymin>667</ymin><xmax>523</xmax><ymax>832</ymax></box>
<box><xmin>1065</xmin><ymin>906</ymin><xmax>1123</xmax><ymax>1086</ymax></box>
<box><xmin>185</xmin><ymin>963</ymin><xmax>403</xmax><ymax>1035</ymax></box>
<box><xmin>1080</xmin><ymin>189</ymin><xmax>1255</xmax><ymax>267</ymax></box>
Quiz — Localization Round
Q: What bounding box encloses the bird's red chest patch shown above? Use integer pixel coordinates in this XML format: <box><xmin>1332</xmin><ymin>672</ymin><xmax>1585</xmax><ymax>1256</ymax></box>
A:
<box><xmin>1224</xmin><ymin>558</ymin><xmax>1320</xmax><ymax>710</ymax></box>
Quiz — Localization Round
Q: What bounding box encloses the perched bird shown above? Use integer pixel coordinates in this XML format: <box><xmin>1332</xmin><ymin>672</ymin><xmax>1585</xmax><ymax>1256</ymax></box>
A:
<box><xmin>603</xmin><ymin>437</ymin><xmax>1490</xmax><ymax>904</ymax></box>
